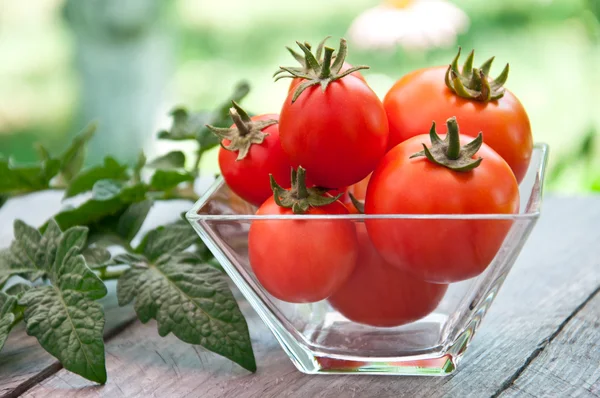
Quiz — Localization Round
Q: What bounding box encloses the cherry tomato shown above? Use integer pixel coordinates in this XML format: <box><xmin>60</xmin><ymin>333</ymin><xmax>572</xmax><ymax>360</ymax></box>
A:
<box><xmin>248</xmin><ymin>194</ymin><xmax>358</xmax><ymax>303</ymax></box>
<box><xmin>217</xmin><ymin>113</ymin><xmax>292</xmax><ymax>206</ymax></box>
<box><xmin>365</xmin><ymin>119</ymin><xmax>519</xmax><ymax>283</ymax></box>
<box><xmin>384</xmin><ymin>65</ymin><xmax>532</xmax><ymax>182</ymax></box>
<box><xmin>280</xmin><ymin>75</ymin><xmax>388</xmax><ymax>188</ymax></box>
<box><xmin>329</xmin><ymin>224</ymin><xmax>448</xmax><ymax>327</ymax></box>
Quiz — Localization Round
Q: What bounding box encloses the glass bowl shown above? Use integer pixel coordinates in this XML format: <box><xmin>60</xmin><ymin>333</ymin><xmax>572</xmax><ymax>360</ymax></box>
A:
<box><xmin>186</xmin><ymin>144</ymin><xmax>548</xmax><ymax>376</ymax></box>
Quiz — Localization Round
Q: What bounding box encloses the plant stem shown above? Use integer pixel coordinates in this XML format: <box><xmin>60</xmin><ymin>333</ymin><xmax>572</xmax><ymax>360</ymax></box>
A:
<box><xmin>192</xmin><ymin>147</ymin><xmax>203</xmax><ymax>177</ymax></box>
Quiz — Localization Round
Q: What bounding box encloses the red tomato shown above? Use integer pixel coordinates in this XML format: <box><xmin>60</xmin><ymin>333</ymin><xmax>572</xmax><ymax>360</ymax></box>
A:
<box><xmin>329</xmin><ymin>225</ymin><xmax>448</xmax><ymax>327</ymax></box>
<box><xmin>248</xmin><ymin>197</ymin><xmax>358</xmax><ymax>303</ymax></box>
<box><xmin>280</xmin><ymin>76</ymin><xmax>389</xmax><ymax>188</ymax></box>
<box><xmin>365</xmin><ymin>124</ymin><xmax>519</xmax><ymax>283</ymax></box>
<box><xmin>289</xmin><ymin>61</ymin><xmax>365</xmax><ymax>93</ymax></box>
<box><xmin>218</xmin><ymin>114</ymin><xmax>292</xmax><ymax>206</ymax></box>
<box><xmin>384</xmin><ymin>66</ymin><xmax>532</xmax><ymax>182</ymax></box>
<box><xmin>317</xmin><ymin>357</ymin><xmax>366</xmax><ymax>371</ymax></box>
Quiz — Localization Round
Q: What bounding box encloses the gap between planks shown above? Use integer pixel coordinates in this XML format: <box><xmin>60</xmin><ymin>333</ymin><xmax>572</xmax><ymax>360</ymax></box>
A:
<box><xmin>491</xmin><ymin>285</ymin><xmax>600</xmax><ymax>398</ymax></box>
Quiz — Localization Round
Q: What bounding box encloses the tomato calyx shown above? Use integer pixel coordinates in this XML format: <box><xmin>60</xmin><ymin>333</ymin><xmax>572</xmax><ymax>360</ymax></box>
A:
<box><xmin>274</xmin><ymin>37</ymin><xmax>330</xmax><ymax>80</ymax></box>
<box><xmin>410</xmin><ymin>117</ymin><xmax>483</xmax><ymax>172</ymax></box>
<box><xmin>206</xmin><ymin>101</ymin><xmax>277</xmax><ymax>161</ymax></box>
<box><xmin>444</xmin><ymin>47</ymin><xmax>509</xmax><ymax>102</ymax></box>
<box><xmin>348</xmin><ymin>192</ymin><xmax>365</xmax><ymax>214</ymax></box>
<box><xmin>274</xmin><ymin>38</ymin><xmax>369</xmax><ymax>102</ymax></box>
<box><xmin>270</xmin><ymin>166</ymin><xmax>342</xmax><ymax>214</ymax></box>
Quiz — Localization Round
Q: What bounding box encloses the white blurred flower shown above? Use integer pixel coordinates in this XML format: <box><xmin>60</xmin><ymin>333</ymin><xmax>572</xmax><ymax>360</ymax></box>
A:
<box><xmin>347</xmin><ymin>0</ymin><xmax>469</xmax><ymax>51</ymax></box>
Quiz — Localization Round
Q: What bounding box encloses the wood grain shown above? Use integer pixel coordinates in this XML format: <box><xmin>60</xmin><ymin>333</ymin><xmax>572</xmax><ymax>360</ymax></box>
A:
<box><xmin>498</xmin><ymin>289</ymin><xmax>600</xmax><ymax>398</ymax></box>
<box><xmin>16</xmin><ymin>197</ymin><xmax>600</xmax><ymax>398</ymax></box>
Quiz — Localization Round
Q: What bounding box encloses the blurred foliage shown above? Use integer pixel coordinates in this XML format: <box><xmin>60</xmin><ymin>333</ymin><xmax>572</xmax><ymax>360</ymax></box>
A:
<box><xmin>0</xmin><ymin>0</ymin><xmax>599</xmax><ymax>193</ymax></box>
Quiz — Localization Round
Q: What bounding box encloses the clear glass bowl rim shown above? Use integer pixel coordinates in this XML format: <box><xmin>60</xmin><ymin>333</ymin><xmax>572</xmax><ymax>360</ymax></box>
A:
<box><xmin>187</xmin><ymin>143</ymin><xmax>548</xmax><ymax>221</ymax></box>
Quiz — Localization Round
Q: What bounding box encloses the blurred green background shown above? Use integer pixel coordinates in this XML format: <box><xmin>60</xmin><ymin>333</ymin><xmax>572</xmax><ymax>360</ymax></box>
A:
<box><xmin>1</xmin><ymin>0</ymin><xmax>599</xmax><ymax>193</ymax></box>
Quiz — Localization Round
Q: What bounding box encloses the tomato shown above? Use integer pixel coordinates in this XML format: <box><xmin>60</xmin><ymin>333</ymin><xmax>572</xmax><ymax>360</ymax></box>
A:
<box><xmin>316</xmin><ymin>357</ymin><xmax>366</xmax><ymax>371</ymax></box>
<box><xmin>278</xmin><ymin>39</ymin><xmax>388</xmax><ymax>188</ymax></box>
<box><xmin>280</xmin><ymin>75</ymin><xmax>388</xmax><ymax>188</ymax></box>
<box><xmin>212</xmin><ymin>106</ymin><xmax>292</xmax><ymax>206</ymax></box>
<box><xmin>365</xmin><ymin>118</ymin><xmax>520</xmax><ymax>283</ymax></box>
<box><xmin>383</xmin><ymin>50</ymin><xmax>532</xmax><ymax>183</ymax></box>
<box><xmin>329</xmin><ymin>224</ymin><xmax>447</xmax><ymax>327</ymax></box>
<box><xmin>248</xmin><ymin>168</ymin><xmax>358</xmax><ymax>303</ymax></box>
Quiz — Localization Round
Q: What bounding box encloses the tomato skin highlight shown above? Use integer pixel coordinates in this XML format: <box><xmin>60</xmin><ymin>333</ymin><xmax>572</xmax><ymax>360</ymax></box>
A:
<box><xmin>219</xmin><ymin>114</ymin><xmax>292</xmax><ymax>206</ymax></box>
<box><xmin>329</xmin><ymin>225</ymin><xmax>448</xmax><ymax>327</ymax></box>
<box><xmin>289</xmin><ymin>61</ymin><xmax>366</xmax><ymax>93</ymax></box>
<box><xmin>365</xmin><ymin>134</ymin><xmax>520</xmax><ymax>283</ymax></box>
<box><xmin>279</xmin><ymin>75</ymin><xmax>389</xmax><ymax>188</ymax></box>
<box><xmin>384</xmin><ymin>66</ymin><xmax>533</xmax><ymax>182</ymax></box>
<box><xmin>248</xmin><ymin>197</ymin><xmax>358</xmax><ymax>303</ymax></box>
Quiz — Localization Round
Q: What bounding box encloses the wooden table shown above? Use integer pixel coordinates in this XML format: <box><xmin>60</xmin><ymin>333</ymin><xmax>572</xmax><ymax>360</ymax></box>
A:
<box><xmin>1</xmin><ymin>197</ymin><xmax>599</xmax><ymax>398</ymax></box>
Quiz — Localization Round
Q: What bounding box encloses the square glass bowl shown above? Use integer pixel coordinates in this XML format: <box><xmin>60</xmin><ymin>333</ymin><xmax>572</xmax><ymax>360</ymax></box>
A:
<box><xmin>186</xmin><ymin>144</ymin><xmax>548</xmax><ymax>376</ymax></box>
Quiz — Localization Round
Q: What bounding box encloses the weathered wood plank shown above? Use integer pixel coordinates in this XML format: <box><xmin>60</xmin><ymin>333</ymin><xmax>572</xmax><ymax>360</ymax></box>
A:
<box><xmin>20</xmin><ymin>197</ymin><xmax>600</xmax><ymax>398</ymax></box>
<box><xmin>498</xmin><ymin>289</ymin><xmax>600</xmax><ymax>398</ymax></box>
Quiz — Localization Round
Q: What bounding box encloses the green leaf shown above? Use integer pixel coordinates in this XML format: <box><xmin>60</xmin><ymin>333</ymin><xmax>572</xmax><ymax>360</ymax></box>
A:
<box><xmin>136</xmin><ymin>224</ymin><xmax>198</xmax><ymax>261</ymax></box>
<box><xmin>59</xmin><ymin>122</ymin><xmax>97</xmax><ymax>182</ymax></box>
<box><xmin>5</xmin><ymin>283</ymin><xmax>31</xmax><ymax>298</ymax></box>
<box><xmin>116</xmin><ymin>225</ymin><xmax>256</xmax><ymax>372</ymax></box>
<box><xmin>0</xmin><ymin>227</ymin><xmax>45</xmax><ymax>284</ymax></box>
<box><xmin>64</xmin><ymin>157</ymin><xmax>129</xmax><ymax>198</ymax></box>
<box><xmin>82</xmin><ymin>247</ymin><xmax>112</xmax><ymax>269</ymax></box>
<box><xmin>0</xmin><ymin>291</ymin><xmax>17</xmax><ymax>352</ymax></box>
<box><xmin>149</xmin><ymin>170</ymin><xmax>194</xmax><ymax>191</ymax></box>
<box><xmin>11</xmin><ymin>219</ymin><xmax>108</xmax><ymax>383</ymax></box>
<box><xmin>52</xmin><ymin>181</ymin><xmax>148</xmax><ymax>231</ymax></box>
<box><xmin>147</xmin><ymin>151</ymin><xmax>186</xmax><ymax>169</ymax></box>
<box><xmin>0</xmin><ymin>157</ymin><xmax>60</xmax><ymax>195</ymax></box>
<box><xmin>116</xmin><ymin>199</ymin><xmax>153</xmax><ymax>242</ymax></box>
<box><xmin>158</xmin><ymin>108</ymin><xmax>210</xmax><ymax>141</ymax></box>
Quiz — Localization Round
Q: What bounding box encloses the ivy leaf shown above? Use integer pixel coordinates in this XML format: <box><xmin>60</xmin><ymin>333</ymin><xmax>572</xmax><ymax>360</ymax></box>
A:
<box><xmin>58</xmin><ymin>122</ymin><xmax>97</xmax><ymax>182</ymax></box>
<box><xmin>147</xmin><ymin>151</ymin><xmax>186</xmax><ymax>169</ymax></box>
<box><xmin>12</xmin><ymin>219</ymin><xmax>108</xmax><ymax>383</ymax></box>
<box><xmin>51</xmin><ymin>180</ymin><xmax>148</xmax><ymax>231</ymax></box>
<box><xmin>149</xmin><ymin>170</ymin><xmax>194</xmax><ymax>191</ymax></box>
<box><xmin>116</xmin><ymin>224</ymin><xmax>256</xmax><ymax>372</ymax></box>
<box><xmin>64</xmin><ymin>157</ymin><xmax>129</xmax><ymax>198</ymax></box>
